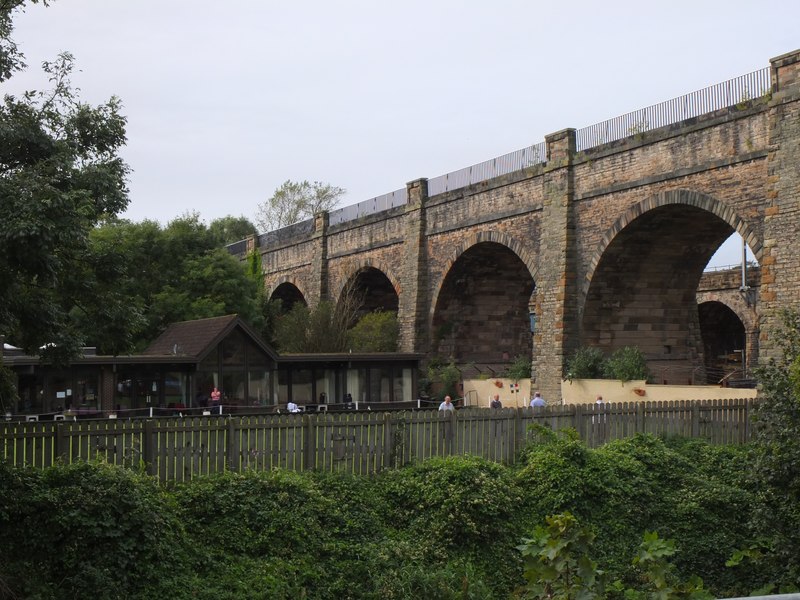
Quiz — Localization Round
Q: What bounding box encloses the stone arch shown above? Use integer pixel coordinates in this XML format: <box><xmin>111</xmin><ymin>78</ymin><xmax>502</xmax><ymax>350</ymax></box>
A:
<box><xmin>581</xmin><ymin>189</ymin><xmax>762</xmax><ymax>384</ymax></box>
<box><xmin>583</xmin><ymin>189</ymin><xmax>761</xmax><ymax>298</ymax></box>
<box><xmin>333</xmin><ymin>260</ymin><xmax>401</xmax><ymax>324</ymax></box>
<box><xmin>429</xmin><ymin>230</ymin><xmax>538</xmax><ymax>322</ymax></box>
<box><xmin>696</xmin><ymin>291</ymin><xmax>759</xmax><ymax>377</ymax></box>
<box><xmin>268</xmin><ymin>279</ymin><xmax>307</xmax><ymax>313</ymax></box>
<box><xmin>332</xmin><ymin>258</ymin><xmax>401</xmax><ymax>303</ymax></box>
<box><xmin>429</xmin><ymin>232</ymin><xmax>536</xmax><ymax>366</ymax></box>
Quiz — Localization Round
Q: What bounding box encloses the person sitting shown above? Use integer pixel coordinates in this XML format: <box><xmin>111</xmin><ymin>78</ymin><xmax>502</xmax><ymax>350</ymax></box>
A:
<box><xmin>287</xmin><ymin>400</ymin><xmax>300</xmax><ymax>413</ymax></box>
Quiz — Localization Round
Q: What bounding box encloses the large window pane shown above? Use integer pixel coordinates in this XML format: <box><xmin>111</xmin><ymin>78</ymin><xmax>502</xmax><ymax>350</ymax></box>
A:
<box><xmin>394</xmin><ymin>368</ymin><xmax>413</xmax><ymax>403</ymax></box>
<box><xmin>293</xmin><ymin>369</ymin><xmax>312</xmax><ymax>406</ymax></box>
<box><xmin>222</xmin><ymin>371</ymin><xmax>247</xmax><ymax>406</ymax></box>
<box><xmin>248</xmin><ymin>369</ymin><xmax>270</xmax><ymax>406</ymax></box>
<box><xmin>315</xmin><ymin>369</ymin><xmax>336</xmax><ymax>405</ymax></box>
<box><xmin>369</xmin><ymin>367</ymin><xmax>391</xmax><ymax>402</ymax></box>
<box><xmin>276</xmin><ymin>369</ymin><xmax>289</xmax><ymax>405</ymax></box>
<box><xmin>346</xmin><ymin>368</ymin><xmax>366</xmax><ymax>405</ymax></box>
<box><xmin>74</xmin><ymin>370</ymin><xmax>99</xmax><ymax>410</ymax></box>
<box><xmin>222</xmin><ymin>331</ymin><xmax>246</xmax><ymax>367</ymax></box>
<box><xmin>165</xmin><ymin>371</ymin><xmax>188</xmax><ymax>407</ymax></box>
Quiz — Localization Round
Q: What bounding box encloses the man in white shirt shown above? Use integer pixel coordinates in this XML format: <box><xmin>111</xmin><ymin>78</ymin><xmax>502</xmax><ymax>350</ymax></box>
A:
<box><xmin>287</xmin><ymin>401</ymin><xmax>300</xmax><ymax>413</ymax></box>
<box><xmin>438</xmin><ymin>395</ymin><xmax>455</xmax><ymax>412</ymax></box>
<box><xmin>530</xmin><ymin>392</ymin><xmax>546</xmax><ymax>407</ymax></box>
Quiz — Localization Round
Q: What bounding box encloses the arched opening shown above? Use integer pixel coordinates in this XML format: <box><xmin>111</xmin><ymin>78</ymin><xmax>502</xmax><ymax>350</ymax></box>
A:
<box><xmin>432</xmin><ymin>242</ymin><xmax>535</xmax><ymax>368</ymax></box>
<box><xmin>269</xmin><ymin>282</ymin><xmax>306</xmax><ymax>314</ymax></box>
<box><xmin>698</xmin><ymin>301</ymin><xmax>747</xmax><ymax>384</ymax></box>
<box><xmin>339</xmin><ymin>266</ymin><xmax>399</xmax><ymax>324</ymax></box>
<box><xmin>583</xmin><ymin>203</ymin><xmax>739</xmax><ymax>384</ymax></box>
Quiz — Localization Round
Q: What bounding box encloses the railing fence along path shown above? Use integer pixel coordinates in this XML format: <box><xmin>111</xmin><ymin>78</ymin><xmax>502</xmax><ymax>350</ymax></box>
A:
<box><xmin>226</xmin><ymin>66</ymin><xmax>772</xmax><ymax>254</ymax></box>
<box><xmin>0</xmin><ymin>399</ymin><xmax>754</xmax><ymax>482</ymax></box>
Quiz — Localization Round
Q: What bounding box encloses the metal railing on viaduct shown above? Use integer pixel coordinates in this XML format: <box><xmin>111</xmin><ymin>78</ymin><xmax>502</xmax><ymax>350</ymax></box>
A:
<box><xmin>1</xmin><ymin>399</ymin><xmax>754</xmax><ymax>482</ymax></box>
<box><xmin>230</xmin><ymin>66</ymin><xmax>770</xmax><ymax>251</ymax></box>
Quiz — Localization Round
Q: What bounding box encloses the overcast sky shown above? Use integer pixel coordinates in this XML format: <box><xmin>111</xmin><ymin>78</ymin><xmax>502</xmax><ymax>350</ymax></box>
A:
<box><xmin>5</xmin><ymin>0</ymin><xmax>798</xmax><ymax>268</ymax></box>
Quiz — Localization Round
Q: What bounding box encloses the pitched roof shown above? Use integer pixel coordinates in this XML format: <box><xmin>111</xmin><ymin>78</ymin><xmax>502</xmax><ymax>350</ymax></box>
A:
<box><xmin>142</xmin><ymin>314</ymin><xmax>277</xmax><ymax>362</ymax></box>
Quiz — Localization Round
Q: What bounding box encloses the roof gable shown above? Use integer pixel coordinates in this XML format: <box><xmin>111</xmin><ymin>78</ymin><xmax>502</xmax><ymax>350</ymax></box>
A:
<box><xmin>142</xmin><ymin>315</ymin><xmax>278</xmax><ymax>361</ymax></box>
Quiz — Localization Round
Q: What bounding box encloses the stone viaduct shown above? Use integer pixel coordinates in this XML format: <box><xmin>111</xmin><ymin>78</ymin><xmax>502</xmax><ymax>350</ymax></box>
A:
<box><xmin>232</xmin><ymin>49</ymin><xmax>800</xmax><ymax>401</ymax></box>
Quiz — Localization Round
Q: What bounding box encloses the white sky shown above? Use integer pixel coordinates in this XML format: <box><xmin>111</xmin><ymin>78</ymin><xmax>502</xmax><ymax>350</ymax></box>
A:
<box><xmin>5</xmin><ymin>0</ymin><xmax>797</xmax><ymax>268</ymax></box>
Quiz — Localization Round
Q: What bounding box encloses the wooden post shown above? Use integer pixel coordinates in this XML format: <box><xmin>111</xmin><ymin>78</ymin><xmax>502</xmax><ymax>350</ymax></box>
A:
<box><xmin>382</xmin><ymin>412</ymin><xmax>394</xmax><ymax>471</ymax></box>
<box><xmin>143</xmin><ymin>420</ymin><xmax>156</xmax><ymax>477</ymax></box>
<box><xmin>226</xmin><ymin>418</ymin><xmax>238</xmax><ymax>472</ymax></box>
<box><xmin>55</xmin><ymin>423</ymin><xmax>68</xmax><ymax>463</ymax></box>
<box><xmin>513</xmin><ymin>408</ymin><xmax>525</xmax><ymax>456</ymax></box>
<box><xmin>303</xmin><ymin>415</ymin><xmax>315</xmax><ymax>470</ymax></box>
<box><xmin>574</xmin><ymin>404</ymin><xmax>585</xmax><ymax>442</ymax></box>
<box><xmin>636</xmin><ymin>402</ymin><xmax>645</xmax><ymax>434</ymax></box>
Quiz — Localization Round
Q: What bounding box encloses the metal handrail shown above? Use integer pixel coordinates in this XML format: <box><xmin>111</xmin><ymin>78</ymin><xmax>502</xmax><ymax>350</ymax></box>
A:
<box><xmin>575</xmin><ymin>67</ymin><xmax>771</xmax><ymax>151</ymax></box>
<box><xmin>225</xmin><ymin>66</ymin><xmax>772</xmax><ymax>252</ymax></box>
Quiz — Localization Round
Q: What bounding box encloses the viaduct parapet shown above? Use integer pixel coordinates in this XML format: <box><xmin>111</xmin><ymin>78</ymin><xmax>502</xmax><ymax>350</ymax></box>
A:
<box><xmin>233</xmin><ymin>49</ymin><xmax>800</xmax><ymax>400</ymax></box>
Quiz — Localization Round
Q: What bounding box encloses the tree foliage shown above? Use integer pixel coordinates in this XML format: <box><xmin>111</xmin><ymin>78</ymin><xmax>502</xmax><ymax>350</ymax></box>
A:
<box><xmin>87</xmin><ymin>214</ymin><xmax>263</xmax><ymax>352</ymax></box>
<box><xmin>346</xmin><ymin>309</ymin><xmax>399</xmax><ymax>352</ymax></box>
<box><xmin>744</xmin><ymin>310</ymin><xmax>800</xmax><ymax>588</ymax></box>
<box><xmin>0</xmin><ymin>4</ymin><xmax>132</xmax><ymax>360</ymax></box>
<box><xmin>256</xmin><ymin>179</ymin><xmax>345</xmax><ymax>232</ymax></box>
<box><xmin>565</xmin><ymin>346</ymin><xmax>649</xmax><ymax>382</ymax></box>
<box><xmin>208</xmin><ymin>214</ymin><xmax>257</xmax><ymax>246</ymax></box>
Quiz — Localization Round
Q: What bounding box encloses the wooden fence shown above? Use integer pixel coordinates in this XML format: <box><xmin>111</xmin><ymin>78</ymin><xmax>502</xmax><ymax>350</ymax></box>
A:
<box><xmin>0</xmin><ymin>399</ymin><xmax>754</xmax><ymax>482</ymax></box>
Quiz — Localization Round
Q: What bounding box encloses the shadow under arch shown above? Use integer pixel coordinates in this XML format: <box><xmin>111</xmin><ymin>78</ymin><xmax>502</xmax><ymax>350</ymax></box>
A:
<box><xmin>333</xmin><ymin>260</ymin><xmax>400</xmax><ymax>324</ymax></box>
<box><xmin>583</xmin><ymin>189</ymin><xmax>762</xmax><ymax>299</ymax></box>
<box><xmin>429</xmin><ymin>231</ymin><xmax>537</xmax><ymax>365</ymax></box>
<box><xmin>269</xmin><ymin>280</ymin><xmax>307</xmax><ymax>313</ymax></box>
<box><xmin>580</xmin><ymin>188</ymin><xmax>763</xmax><ymax>384</ymax></box>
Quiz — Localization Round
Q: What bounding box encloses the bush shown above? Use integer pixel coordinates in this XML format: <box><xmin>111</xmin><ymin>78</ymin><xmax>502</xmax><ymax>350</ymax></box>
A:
<box><xmin>0</xmin><ymin>460</ymin><xmax>189</xmax><ymax>599</ymax></box>
<box><xmin>504</xmin><ymin>354</ymin><xmax>532</xmax><ymax>381</ymax></box>
<box><xmin>565</xmin><ymin>346</ymin><xmax>606</xmax><ymax>379</ymax></box>
<box><xmin>603</xmin><ymin>346</ymin><xmax>649</xmax><ymax>382</ymax></box>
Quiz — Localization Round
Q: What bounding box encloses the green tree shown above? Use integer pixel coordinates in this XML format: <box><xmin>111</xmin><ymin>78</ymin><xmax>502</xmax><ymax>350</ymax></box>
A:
<box><xmin>743</xmin><ymin>310</ymin><xmax>800</xmax><ymax>588</ymax></box>
<box><xmin>346</xmin><ymin>310</ymin><xmax>399</xmax><ymax>352</ymax></box>
<box><xmin>0</xmin><ymin>2</ymin><xmax>132</xmax><ymax>361</ymax></box>
<box><xmin>86</xmin><ymin>215</ymin><xmax>263</xmax><ymax>352</ymax></box>
<box><xmin>256</xmin><ymin>179</ymin><xmax>345</xmax><ymax>232</ymax></box>
<box><xmin>208</xmin><ymin>215</ymin><xmax>257</xmax><ymax>246</ymax></box>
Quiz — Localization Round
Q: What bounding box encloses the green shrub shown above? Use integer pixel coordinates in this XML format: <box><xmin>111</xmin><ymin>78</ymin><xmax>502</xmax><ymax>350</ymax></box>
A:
<box><xmin>504</xmin><ymin>354</ymin><xmax>532</xmax><ymax>381</ymax></box>
<box><xmin>565</xmin><ymin>346</ymin><xmax>606</xmax><ymax>379</ymax></box>
<box><xmin>0</xmin><ymin>460</ymin><xmax>189</xmax><ymax>599</ymax></box>
<box><xmin>603</xmin><ymin>346</ymin><xmax>649</xmax><ymax>382</ymax></box>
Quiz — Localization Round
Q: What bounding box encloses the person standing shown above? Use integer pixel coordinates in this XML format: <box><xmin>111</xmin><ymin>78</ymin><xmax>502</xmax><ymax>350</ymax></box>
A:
<box><xmin>438</xmin><ymin>395</ymin><xmax>455</xmax><ymax>412</ymax></box>
<box><xmin>530</xmin><ymin>392</ymin><xmax>546</xmax><ymax>407</ymax></box>
<box><xmin>490</xmin><ymin>394</ymin><xmax>503</xmax><ymax>409</ymax></box>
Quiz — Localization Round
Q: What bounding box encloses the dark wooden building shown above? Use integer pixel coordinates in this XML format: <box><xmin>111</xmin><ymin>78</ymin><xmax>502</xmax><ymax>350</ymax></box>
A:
<box><xmin>2</xmin><ymin>315</ymin><xmax>420</xmax><ymax>419</ymax></box>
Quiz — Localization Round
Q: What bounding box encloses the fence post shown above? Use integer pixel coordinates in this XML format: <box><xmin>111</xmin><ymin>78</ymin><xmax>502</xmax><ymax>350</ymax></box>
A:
<box><xmin>691</xmin><ymin>402</ymin><xmax>701</xmax><ymax>438</ymax></box>
<box><xmin>636</xmin><ymin>402</ymin><xmax>645</xmax><ymax>434</ymax></box>
<box><xmin>382</xmin><ymin>412</ymin><xmax>395</xmax><ymax>470</ymax></box>
<box><xmin>226</xmin><ymin>417</ymin><xmax>238</xmax><ymax>472</ymax></box>
<box><xmin>514</xmin><ymin>408</ymin><xmax>525</xmax><ymax>457</ymax></box>
<box><xmin>303</xmin><ymin>414</ymin><xmax>315</xmax><ymax>470</ymax></box>
<box><xmin>574</xmin><ymin>404</ymin><xmax>585</xmax><ymax>442</ymax></box>
<box><xmin>55</xmin><ymin>422</ymin><xmax>68</xmax><ymax>464</ymax></box>
<box><xmin>143</xmin><ymin>420</ymin><xmax>156</xmax><ymax>477</ymax></box>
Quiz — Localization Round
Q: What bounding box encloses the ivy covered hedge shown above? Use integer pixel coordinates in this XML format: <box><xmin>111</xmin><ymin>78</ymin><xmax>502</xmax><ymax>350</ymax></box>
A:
<box><xmin>0</xmin><ymin>434</ymin><xmax>776</xmax><ymax>598</ymax></box>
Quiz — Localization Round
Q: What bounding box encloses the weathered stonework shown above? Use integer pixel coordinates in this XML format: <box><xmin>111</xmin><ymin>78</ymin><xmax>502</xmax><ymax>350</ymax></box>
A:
<box><xmin>238</xmin><ymin>49</ymin><xmax>800</xmax><ymax>401</ymax></box>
